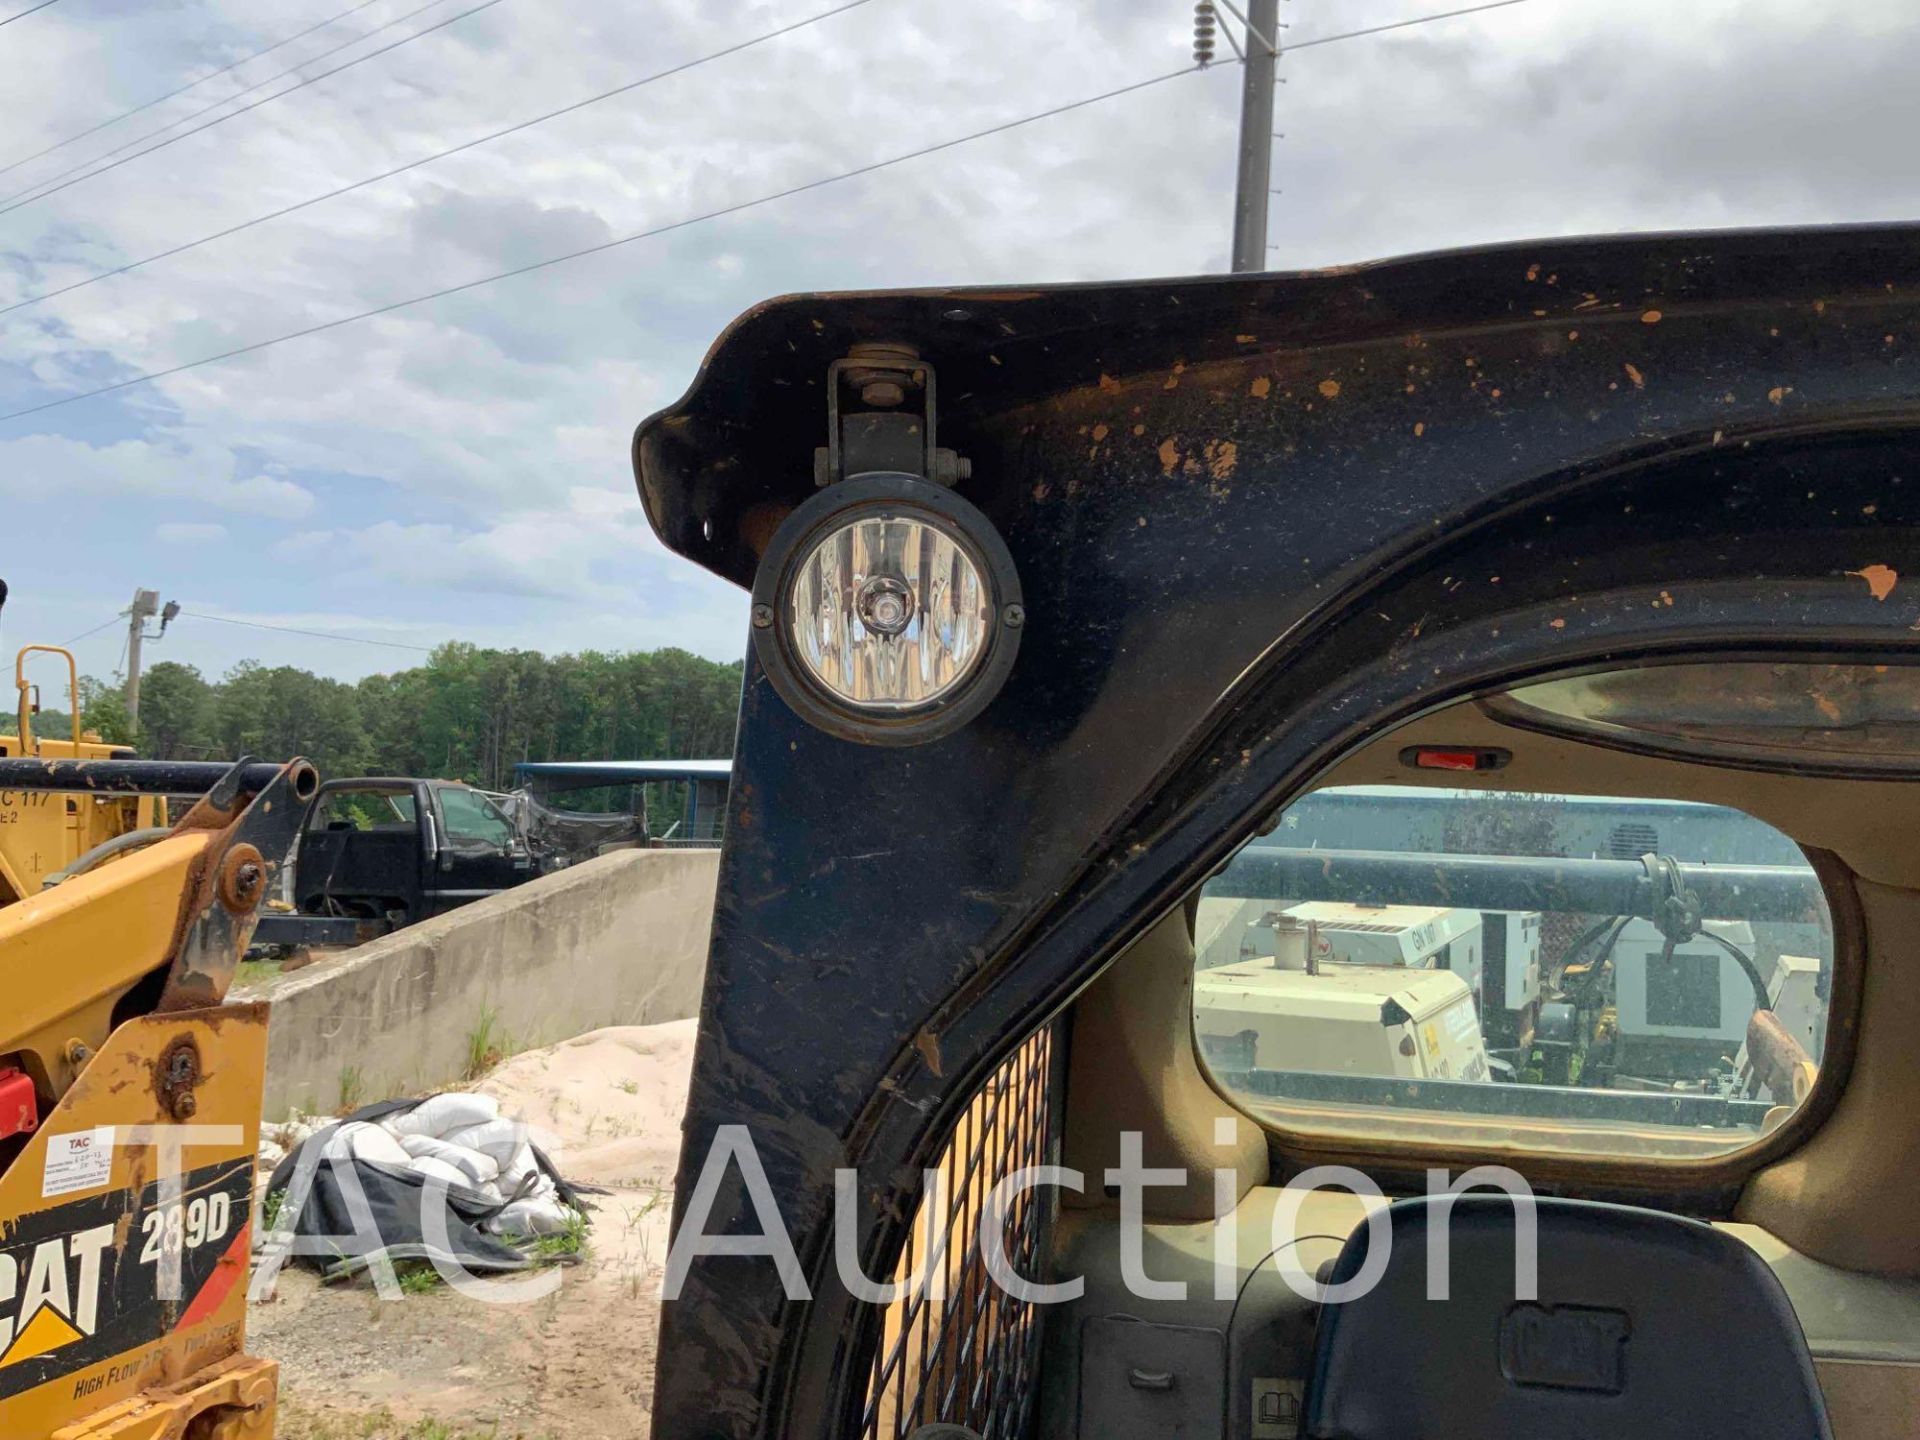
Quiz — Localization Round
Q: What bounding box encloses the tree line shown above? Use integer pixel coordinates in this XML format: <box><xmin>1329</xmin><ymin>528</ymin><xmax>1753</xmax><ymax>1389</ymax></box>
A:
<box><xmin>44</xmin><ymin>643</ymin><xmax>742</xmax><ymax>790</ymax></box>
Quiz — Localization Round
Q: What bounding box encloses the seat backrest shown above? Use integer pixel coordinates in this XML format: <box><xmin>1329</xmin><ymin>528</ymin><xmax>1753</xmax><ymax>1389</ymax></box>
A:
<box><xmin>1305</xmin><ymin>1194</ymin><xmax>1831</xmax><ymax>1440</ymax></box>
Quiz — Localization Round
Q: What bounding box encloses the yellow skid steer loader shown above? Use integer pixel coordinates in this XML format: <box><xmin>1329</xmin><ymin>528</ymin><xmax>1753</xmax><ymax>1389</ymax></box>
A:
<box><xmin>1</xmin><ymin>642</ymin><xmax>167</xmax><ymax>908</ymax></box>
<box><xmin>0</xmin><ymin>751</ymin><xmax>313</xmax><ymax>1439</ymax></box>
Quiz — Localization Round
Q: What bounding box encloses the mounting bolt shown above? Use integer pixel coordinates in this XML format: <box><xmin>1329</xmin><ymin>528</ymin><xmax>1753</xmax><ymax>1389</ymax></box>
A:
<box><xmin>1003</xmin><ymin>604</ymin><xmax>1026</xmax><ymax>629</ymax></box>
<box><xmin>219</xmin><ymin>844</ymin><xmax>268</xmax><ymax>913</ymax></box>
<box><xmin>172</xmin><ymin>1091</ymin><xmax>198</xmax><ymax>1120</ymax></box>
<box><xmin>929</xmin><ymin>449</ymin><xmax>973</xmax><ymax>487</ymax></box>
<box><xmin>751</xmin><ymin>603</ymin><xmax>775</xmax><ymax>629</ymax></box>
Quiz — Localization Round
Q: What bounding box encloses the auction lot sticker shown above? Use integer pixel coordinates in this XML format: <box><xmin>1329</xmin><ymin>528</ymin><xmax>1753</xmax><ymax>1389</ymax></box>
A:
<box><xmin>40</xmin><ymin>1129</ymin><xmax>114</xmax><ymax>1200</ymax></box>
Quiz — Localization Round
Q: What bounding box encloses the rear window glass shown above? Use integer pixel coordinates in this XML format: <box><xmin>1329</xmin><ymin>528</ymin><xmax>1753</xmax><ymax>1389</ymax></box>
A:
<box><xmin>310</xmin><ymin>789</ymin><xmax>416</xmax><ymax>831</ymax></box>
<box><xmin>1194</xmin><ymin>786</ymin><xmax>1833</xmax><ymax>1159</ymax></box>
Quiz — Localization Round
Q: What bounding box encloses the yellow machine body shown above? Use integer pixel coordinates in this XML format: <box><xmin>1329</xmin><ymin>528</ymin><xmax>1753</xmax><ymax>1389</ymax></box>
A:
<box><xmin>0</xmin><ymin>1011</ymin><xmax>275</xmax><ymax>1440</ymax></box>
<box><xmin>0</xmin><ymin>647</ymin><xmax>164</xmax><ymax>906</ymax></box>
<box><xmin>0</xmin><ymin>753</ymin><xmax>315</xmax><ymax>1439</ymax></box>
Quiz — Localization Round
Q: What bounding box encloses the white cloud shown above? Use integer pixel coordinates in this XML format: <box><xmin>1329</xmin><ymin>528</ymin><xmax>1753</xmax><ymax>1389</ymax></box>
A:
<box><xmin>0</xmin><ymin>433</ymin><xmax>315</xmax><ymax>516</ymax></box>
<box><xmin>3</xmin><ymin>0</ymin><xmax>1919</xmax><ymax>680</ymax></box>
<box><xmin>287</xmin><ymin>486</ymin><xmax>689</xmax><ymax>603</ymax></box>
<box><xmin>155</xmin><ymin>520</ymin><xmax>228</xmax><ymax>543</ymax></box>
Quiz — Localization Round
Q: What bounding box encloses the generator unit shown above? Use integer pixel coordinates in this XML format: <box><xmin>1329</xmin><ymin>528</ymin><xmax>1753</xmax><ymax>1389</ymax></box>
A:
<box><xmin>1284</xmin><ymin>901</ymin><xmax>1483</xmax><ymax>985</ymax></box>
<box><xmin>1479</xmin><ymin>910</ymin><xmax>1544</xmax><ymax>1050</ymax></box>
<box><xmin>1611</xmin><ymin>918</ymin><xmax>1760</xmax><ymax>1080</ymax></box>
<box><xmin>1195</xmin><ymin>962</ymin><xmax>1493</xmax><ymax>1083</ymax></box>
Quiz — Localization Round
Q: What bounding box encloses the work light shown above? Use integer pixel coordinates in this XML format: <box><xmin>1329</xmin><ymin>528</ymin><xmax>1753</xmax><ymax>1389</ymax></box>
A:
<box><xmin>751</xmin><ymin>474</ymin><xmax>1023</xmax><ymax>745</ymax></box>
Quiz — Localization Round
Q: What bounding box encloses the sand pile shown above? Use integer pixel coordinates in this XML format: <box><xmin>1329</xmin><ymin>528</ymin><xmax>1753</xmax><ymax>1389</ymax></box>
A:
<box><xmin>477</xmin><ymin>1018</ymin><xmax>697</xmax><ymax>1190</ymax></box>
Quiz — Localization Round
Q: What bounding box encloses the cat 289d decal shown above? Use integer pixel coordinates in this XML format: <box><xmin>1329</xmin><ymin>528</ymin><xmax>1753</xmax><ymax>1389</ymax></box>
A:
<box><xmin>0</xmin><ymin>1158</ymin><xmax>252</xmax><ymax>1402</ymax></box>
<box><xmin>0</xmin><ymin>1010</ymin><xmax>277</xmax><ymax>1440</ymax></box>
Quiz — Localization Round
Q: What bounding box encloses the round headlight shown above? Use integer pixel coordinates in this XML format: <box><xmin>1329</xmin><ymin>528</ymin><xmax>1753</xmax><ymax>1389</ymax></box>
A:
<box><xmin>751</xmin><ymin>474</ymin><xmax>1023</xmax><ymax>745</ymax></box>
<box><xmin>786</xmin><ymin>512</ymin><xmax>992</xmax><ymax>711</ymax></box>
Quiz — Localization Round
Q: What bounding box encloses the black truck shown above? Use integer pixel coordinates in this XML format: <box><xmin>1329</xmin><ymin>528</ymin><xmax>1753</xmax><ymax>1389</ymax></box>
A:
<box><xmin>252</xmin><ymin>776</ymin><xmax>531</xmax><ymax>948</ymax></box>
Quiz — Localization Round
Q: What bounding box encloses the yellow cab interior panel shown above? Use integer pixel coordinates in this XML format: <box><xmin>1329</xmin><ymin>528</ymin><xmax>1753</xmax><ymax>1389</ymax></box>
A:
<box><xmin>632</xmin><ymin>226</ymin><xmax>1920</xmax><ymax>1438</ymax></box>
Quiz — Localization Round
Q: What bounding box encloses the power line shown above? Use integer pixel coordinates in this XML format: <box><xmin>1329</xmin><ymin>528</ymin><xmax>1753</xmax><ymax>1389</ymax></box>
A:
<box><xmin>0</xmin><ymin>0</ymin><xmax>496</xmax><ymax>215</ymax></box>
<box><xmin>1283</xmin><ymin>0</ymin><xmax>1529</xmax><ymax>52</ymax></box>
<box><xmin>0</xmin><ymin>64</ymin><xmax>1216</xmax><ymax>423</ymax></box>
<box><xmin>178</xmin><ymin>610</ymin><xmax>436</xmax><ymax>651</ymax></box>
<box><xmin>0</xmin><ymin>0</ymin><xmax>1536</xmax><ymax>424</ymax></box>
<box><xmin>1</xmin><ymin>0</ymin><xmax>883</xmax><ymax>319</ymax></box>
<box><xmin>0</xmin><ymin>0</ymin><xmax>387</xmax><ymax>181</ymax></box>
<box><xmin>2</xmin><ymin>0</ymin><xmax>452</xmax><ymax>208</ymax></box>
<box><xmin>59</xmin><ymin>612</ymin><xmax>126</xmax><ymax>647</ymax></box>
<box><xmin>0</xmin><ymin>0</ymin><xmax>60</xmax><ymax>31</ymax></box>
<box><xmin>0</xmin><ymin>0</ymin><xmax>505</xmax><ymax>219</ymax></box>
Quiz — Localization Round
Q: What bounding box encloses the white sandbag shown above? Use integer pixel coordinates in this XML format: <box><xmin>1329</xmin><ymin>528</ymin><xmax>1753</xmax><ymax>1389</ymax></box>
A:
<box><xmin>319</xmin><ymin>1122</ymin><xmax>412</xmax><ymax>1168</ymax></box>
<box><xmin>494</xmin><ymin>1141</ymin><xmax>542</xmax><ymax>1196</ymax></box>
<box><xmin>404</xmin><ymin>1155</ymin><xmax>479</xmax><ymax>1193</ymax></box>
<box><xmin>487</xmin><ymin>1195</ymin><xmax>577</xmax><ymax>1238</ymax></box>
<box><xmin>394</xmin><ymin>1133</ymin><xmax>500</xmax><ymax>1186</ymax></box>
<box><xmin>383</xmin><ymin>1092</ymin><xmax>499</xmax><ymax>1138</ymax></box>
<box><xmin>440</xmin><ymin>1118</ymin><xmax>528</xmax><ymax>1165</ymax></box>
<box><xmin>272</xmin><ymin>1115</ymin><xmax>324</xmax><ymax>1149</ymax></box>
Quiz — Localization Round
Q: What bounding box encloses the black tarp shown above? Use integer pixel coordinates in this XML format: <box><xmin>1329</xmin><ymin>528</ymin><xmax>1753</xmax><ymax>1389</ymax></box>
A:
<box><xmin>262</xmin><ymin>1098</ymin><xmax>593</xmax><ymax>1282</ymax></box>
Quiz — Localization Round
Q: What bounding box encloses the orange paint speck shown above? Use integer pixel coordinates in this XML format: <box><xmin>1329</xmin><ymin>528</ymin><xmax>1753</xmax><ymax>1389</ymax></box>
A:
<box><xmin>1848</xmin><ymin>564</ymin><xmax>1898</xmax><ymax>600</ymax></box>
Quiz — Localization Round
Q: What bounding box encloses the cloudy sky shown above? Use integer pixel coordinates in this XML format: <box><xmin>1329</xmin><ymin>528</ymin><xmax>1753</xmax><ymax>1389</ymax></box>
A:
<box><xmin>0</xmin><ymin>0</ymin><xmax>1914</xmax><ymax>685</ymax></box>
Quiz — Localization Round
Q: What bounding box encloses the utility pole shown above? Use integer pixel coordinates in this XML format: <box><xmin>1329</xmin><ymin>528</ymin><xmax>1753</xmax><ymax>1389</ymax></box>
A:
<box><xmin>123</xmin><ymin>589</ymin><xmax>159</xmax><ymax>731</ymax></box>
<box><xmin>1228</xmin><ymin>0</ymin><xmax>1281</xmax><ymax>273</ymax></box>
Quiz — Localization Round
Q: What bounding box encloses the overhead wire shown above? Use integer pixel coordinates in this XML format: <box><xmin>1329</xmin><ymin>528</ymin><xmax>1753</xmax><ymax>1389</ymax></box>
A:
<box><xmin>0</xmin><ymin>0</ymin><xmax>60</xmax><ymax>31</ymax></box>
<box><xmin>0</xmin><ymin>0</ymin><xmax>1534</xmax><ymax>424</ymax></box>
<box><xmin>0</xmin><ymin>0</ymin><xmax>506</xmax><ymax>218</ymax></box>
<box><xmin>0</xmin><ymin>63</ymin><xmax>1214</xmax><ymax>423</ymax></box>
<box><xmin>1283</xmin><ymin>0</ymin><xmax>1528</xmax><ymax>53</ymax></box>
<box><xmin>58</xmin><ymin>611</ymin><xmax>126</xmax><ymax>647</ymax></box>
<box><xmin>1</xmin><ymin>0</ymin><xmax>463</xmax><ymax>209</ymax></box>
<box><xmin>1</xmin><ymin>0</ymin><xmax>884</xmax><ymax>319</ymax></box>
<box><xmin>177</xmin><ymin>610</ymin><xmax>436</xmax><ymax>651</ymax></box>
<box><xmin>0</xmin><ymin>0</ymin><xmax>387</xmax><ymax>181</ymax></box>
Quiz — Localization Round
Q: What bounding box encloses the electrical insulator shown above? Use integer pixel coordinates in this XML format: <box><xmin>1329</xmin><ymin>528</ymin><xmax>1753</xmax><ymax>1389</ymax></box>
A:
<box><xmin>1193</xmin><ymin>0</ymin><xmax>1217</xmax><ymax>67</ymax></box>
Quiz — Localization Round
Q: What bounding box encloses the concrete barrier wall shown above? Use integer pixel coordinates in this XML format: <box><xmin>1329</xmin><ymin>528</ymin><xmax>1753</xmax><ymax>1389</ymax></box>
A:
<box><xmin>243</xmin><ymin>847</ymin><xmax>718</xmax><ymax>1119</ymax></box>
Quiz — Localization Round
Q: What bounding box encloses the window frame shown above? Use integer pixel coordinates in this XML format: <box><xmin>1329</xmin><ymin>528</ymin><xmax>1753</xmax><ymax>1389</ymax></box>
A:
<box><xmin>432</xmin><ymin>784</ymin><xmax>517</xmax><ymax>851</ymax></box>
<box><xmin>1191</xmin><ymin>785</ymin><xmax>1865</xmax><ymax>1193</ymax></box>
<box><xmin>305</xmin><ymin>784</ymin><xmax>418</xmax><ymax>834</ymax></box>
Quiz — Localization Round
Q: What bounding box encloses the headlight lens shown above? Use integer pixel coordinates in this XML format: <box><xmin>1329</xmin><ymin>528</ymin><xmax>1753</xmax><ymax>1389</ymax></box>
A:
<box><xmin>786</xmin><ymin>511</ymin><xmax>993</xmax><ymax>711</ymax></box>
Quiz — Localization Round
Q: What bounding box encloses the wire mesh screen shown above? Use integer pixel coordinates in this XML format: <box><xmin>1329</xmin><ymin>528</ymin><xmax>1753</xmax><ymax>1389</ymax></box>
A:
<box><xmin>859</xmin><ymin>1023</ymin><xmax>1060</xmax><ymax>1440</ymax></box>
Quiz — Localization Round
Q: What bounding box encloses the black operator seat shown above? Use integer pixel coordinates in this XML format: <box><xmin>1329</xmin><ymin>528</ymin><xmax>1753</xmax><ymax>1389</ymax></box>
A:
<box><xmin>1305</xmin><ymin>1194</ymin><xmax>1832</xmax><ymax>1440</ymax></box>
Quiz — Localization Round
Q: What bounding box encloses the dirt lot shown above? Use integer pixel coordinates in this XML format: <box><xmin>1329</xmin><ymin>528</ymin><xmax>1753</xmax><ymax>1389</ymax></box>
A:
<box><xmin>253</xmin><ymin>1022</ymin><xmax>694</xmax><ymax>1439</ymax></box>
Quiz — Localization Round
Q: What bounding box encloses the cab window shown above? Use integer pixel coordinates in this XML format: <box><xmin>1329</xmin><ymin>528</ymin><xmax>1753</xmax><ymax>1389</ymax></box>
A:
<box><xmin>1194</xmin><ymin>786</ymin><xmax>1832</xmax><ymax>1159</ymax></box>
<box><xmin>308</xmin><ymin>787</ymin><xmax>416</xmax><ymax>832</ymax></box>
<box><xmin>436</xmin><ymin>786</ymin><xmax>515</xmax><ymax>849</ymax></box>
